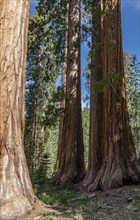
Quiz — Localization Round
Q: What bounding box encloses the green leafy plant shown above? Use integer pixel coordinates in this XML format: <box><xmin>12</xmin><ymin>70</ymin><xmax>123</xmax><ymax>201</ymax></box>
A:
<box><xmin>44</xmin><ymin>216</ymin><xmax>56</xmax><ymax>220</ymax></box>
<box><xmin>74</xmin><ymin>213</ymin><xmax>83</xmax><ymax>220</ymax></box>
<box><xmin>132</xmin><ymin>199</ymin><xmax>140</xmax><ymax>209</ymax></box>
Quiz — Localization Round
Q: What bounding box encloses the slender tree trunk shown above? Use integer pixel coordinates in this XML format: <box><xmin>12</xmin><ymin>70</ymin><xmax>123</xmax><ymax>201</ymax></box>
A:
<box><xmin>39</xmin><ymin>113</ymin><xmax>45</xmax><ymax>166</ymax></box>
<box><xmin>53</xmin><ymin>0</ymin><xmax>85</xmax><ymax>185</ymax></box>
<box><xmin>29</xmin><ymin>97</ymin><xmax>38</xmax><ymax>171</ymax></box>
<box><xmin>83</xmin><ymin>0</ymin><xmax>140</xmax><ymax>191</ymax></box>
<box><xmin>0</xmin><ymin>1</ymin><xmax>35</xmax><ymax>219</ymax></box>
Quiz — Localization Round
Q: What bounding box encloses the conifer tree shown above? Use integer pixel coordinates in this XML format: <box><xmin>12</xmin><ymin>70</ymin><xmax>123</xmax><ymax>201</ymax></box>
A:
<box><xmin>124</xmin><ymin>52</ymin><xmax>140</xmax><ymax>154</ymax></box>
<box><xmin>83</xmin><ymin>0</ymin><xmax>140</xmax><ymax>191</ymax></box>
<box><xmin>53</xmin><ymin>0</ymin><xmax>85</xmax><ymax>184</ymax></box>
<box><xmin>25</xmin><ymin>0</ymin><xmax>65</xmax><ymax>176</ymax></box>
<box><xmin>0</xmin><ymin>1</ymin><xmax>35</xmax><ymax>219</ymax></box>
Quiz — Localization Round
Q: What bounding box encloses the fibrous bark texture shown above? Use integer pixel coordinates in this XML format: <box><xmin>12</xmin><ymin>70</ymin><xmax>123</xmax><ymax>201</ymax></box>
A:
<box><xmin>0</xmin><ymin>0</ymin><xmax>35</xmax><ymax>219</ymax></box>
<box><xmin>82</xmin><ymin>0</ymin><xmax>104</xmax><ymax>188</ymax></box>
<box><xmin>83</xmin><ymin>0</ymin><xmax>140</xmax><ymax>191</ymax></box>
<box><xmin>53</xmin><ymin>0</ymin><xmax>85</xmax><ymax>185</ymax></box>
<box><xmin>53</xmin><ymin>26</ymin><xmax>67</xmax><ymax>182</ymax></box>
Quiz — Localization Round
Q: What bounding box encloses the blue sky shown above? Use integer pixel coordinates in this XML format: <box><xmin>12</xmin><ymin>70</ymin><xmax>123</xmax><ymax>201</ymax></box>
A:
<box><xmin>30</xmin><ymin>0</ymin><xmax>140</xmax><ymax>59</ymax></box>
<box><xmin>121</xmin><ymin>0</ymin><xmax>140</xmax><ymax>59</ymax></box>
<box><xmin>30</xmin><ymin>0</ymin><xmax>140</xmax><ymax>99</ymax></box>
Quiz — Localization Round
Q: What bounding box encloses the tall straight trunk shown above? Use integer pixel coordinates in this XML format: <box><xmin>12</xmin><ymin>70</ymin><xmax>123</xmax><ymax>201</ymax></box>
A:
<box><xmin>53</xmin><ymin>25</ymin><xmax>67</xmax><ymax>181</ymax></box>
<box><xmin>30</xmin><ymin>97</ymin><xmax>38</xmax><ymax>171</ymax></box>
<box><xmin>0</xmin><ymin>1</ymin><xmax>35</xmax><ymax>219</ymax></box>
<box><xmin>82</xmin><ymin>0</ymin><xmax>104</xmax><ymax>188</ymax></box>
<box><xmin>53</xmin><ymin>0</ymin><xmax>85</xmax><ymax>185</ymax></box>
<box><xmin>83</xmin><ymin>0</ymin><xmax>140</xmax><ymax>191</ymax></box>
<box><xmin>39</xmin><ymin>112</ymin><xmax>45</xmax><ymax>166</ymax></box>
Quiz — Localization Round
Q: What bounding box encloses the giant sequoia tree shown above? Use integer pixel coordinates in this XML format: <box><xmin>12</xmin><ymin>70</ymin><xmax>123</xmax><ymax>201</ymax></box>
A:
<box><xmin>0</xmin><ymin>1</ymin><xmax>35</xmax><ymax>219</ymax></box>
<box><xmin>83</xmin><ymin>0</ymin><xmax>104</xmax><ymax>187</ymax></box>
<box><xmin>83</xmin><ymin>0</ymin><xmax>140</xmax><ymax>191</ymax></box>
<box><xmin>53</xmin><ymin>12</ymin><xmax>67</xmax><ymax>181</ymax></box>
<box><xmin>53</xmin><ymin>0</ymin><xmax>85</xmax><ymax>184</ymax></box>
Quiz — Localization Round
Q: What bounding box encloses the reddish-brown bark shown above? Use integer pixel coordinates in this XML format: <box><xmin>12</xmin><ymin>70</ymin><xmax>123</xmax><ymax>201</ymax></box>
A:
<box><xmin>53</xmin><ymin>0</ymin><xmax>85</xmax><ymax>184</ymax></box>
<box><xmin>82</xmin><ymin>0</ymin><xmax>140</xmax><ymax>191</ymax></box>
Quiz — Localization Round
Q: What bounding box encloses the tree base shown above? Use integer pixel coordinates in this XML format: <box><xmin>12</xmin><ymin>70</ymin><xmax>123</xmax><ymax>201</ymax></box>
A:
<box><xmin>82</xmin><ymin>161</ymin><xmax>140</xmax><ymax>192</ymax></box>
<box><xmin>53</xmin><ymin>170</ymin><xmax>85</xmax><ymax>185</ymax></box>
<box><xmin>0</xmin><ymin>196</ymin><xmax>33</xmax><ymax>220</ymax></box>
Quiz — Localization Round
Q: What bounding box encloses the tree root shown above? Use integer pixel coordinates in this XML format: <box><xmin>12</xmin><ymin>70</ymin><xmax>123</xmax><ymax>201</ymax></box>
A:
<box><xmin>82</xmin><ymin>161</ymin><xmax>140</xmax><ymax>192</ymax></box>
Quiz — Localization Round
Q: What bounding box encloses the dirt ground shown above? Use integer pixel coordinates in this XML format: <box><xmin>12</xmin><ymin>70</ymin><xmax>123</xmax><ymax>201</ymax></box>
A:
<box><xmin>19</xmin><ymin>184</ymin><xmax>140</xmax><ymax>220</ymax></box>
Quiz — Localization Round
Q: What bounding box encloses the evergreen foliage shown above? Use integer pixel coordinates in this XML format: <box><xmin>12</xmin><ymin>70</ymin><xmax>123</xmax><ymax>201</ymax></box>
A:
<box><xmin>45</xmin><ymin>123</ymin><xmax>59</xmax><ymax>175</ymax></box>
<box><xmin>124</xmin><ymin>51</ymin><xmax>140</xmax><ymax>154</ymax></box>
<box><xmin>25</xmin><ymin>0</ymin><xmax>67</xmax><ymax>183</ymax></box>
<box><xmin>25</xmin><ymin>0</ymin><xmax>140</xmax><ymax>187</ymax></box>
<box><xmin>1</xmin><ymin>0</ymin><xmax>140</xmax><ymax>218</ymax></box>
<box><xmin>83</xmin><ymin>51</ymin><xmax>140</xmax><ymax>157</ymax></box>
<box><xmin>82</xmin><ymin>107</ymin><xmax>90</xmax><ymax>169</ymax></box>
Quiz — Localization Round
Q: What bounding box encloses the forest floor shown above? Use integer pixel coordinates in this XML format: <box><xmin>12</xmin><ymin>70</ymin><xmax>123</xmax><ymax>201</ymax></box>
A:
<box><xmin>21</xmin><ymin>179</ymin><xmax>140</xmax><ymax>220</ymax></box>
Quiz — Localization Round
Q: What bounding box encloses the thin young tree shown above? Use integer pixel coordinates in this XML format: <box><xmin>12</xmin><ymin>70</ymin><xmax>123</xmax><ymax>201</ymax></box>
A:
<box><xmin>53</xmin><ymin>0</ymin><xmax>85</xmax><ymax>184</ymax></box>
<box><xmin>0</xmin><ymin>1</ymin><xmax>35</xmax><ymax>219</ymax></box>
<box><xmin>83</xmin><ymin>0</ymin><xmax>140</xmax><ymax>191</ymax></box>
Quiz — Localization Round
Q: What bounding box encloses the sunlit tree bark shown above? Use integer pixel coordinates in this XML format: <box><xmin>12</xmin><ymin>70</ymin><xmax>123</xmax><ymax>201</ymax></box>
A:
<box><xmin>53</xmin><ymin>0</ymin><xmax>85</xmax><ymax>184</ymax></box>
<box><xmin>82</xmin><ymin>0</ymin><xmax>104</xmax><ymax>188</ymax></box>
<box><xmin>83</xmin><ymin>0</ymin><xmax>140</xmax><ymax>191</ymax></box>
<box><xmin>0</xmin><ymin>0</ymin><xmax>35</xmax><ymax>219</ymax></box>
<box><xmin>53</xmin><ymin>26</ymin><xmax>67</xmax><ymax>181</ymax></box>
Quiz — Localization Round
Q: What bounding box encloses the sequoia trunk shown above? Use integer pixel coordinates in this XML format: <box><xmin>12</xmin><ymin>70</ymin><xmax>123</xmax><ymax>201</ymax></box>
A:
<box><xmin>0</xmin><ymin>0</ymin><xmax>35</xmax><ymax>219</ymax></box>
<box><xmin>53</xmin><ymin>25</ymin><xmax>67</xmax><ymax>181</ymax></box>
<box><xmin>53</xmin><ymin>0</ymin><xmax>85</xmax><ymax>184</ymax></box>
<box><xmin>83</xmin><ymin>0</ymin><xmax>140</xmax><ymax>191</ymax></box>
<box><xmin>82</xmin><ymin>0</ymin><xmax>104</xmax><ymax>188</ymax></box>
